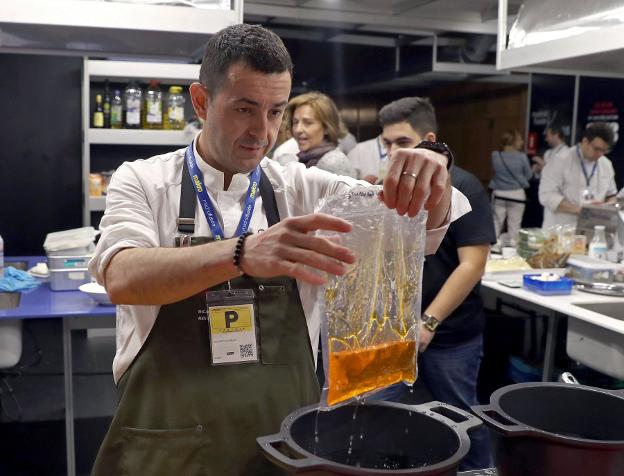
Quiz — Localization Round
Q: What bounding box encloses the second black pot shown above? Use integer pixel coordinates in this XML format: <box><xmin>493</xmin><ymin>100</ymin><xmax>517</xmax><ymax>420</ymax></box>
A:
<box><xmin>472</xmin><ymin>382</ymin><xmax>624</xmax><ymax>476</ymax></box>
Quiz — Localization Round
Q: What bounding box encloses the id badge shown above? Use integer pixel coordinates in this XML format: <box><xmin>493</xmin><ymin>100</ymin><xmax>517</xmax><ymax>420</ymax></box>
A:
<box><xmin>206</xmin><ymin>289</ymin><xmax>258</xmax><ymax>365</ymax></box>
<box><xmin>581</xmin><ymin>187</ymin><xmax>595</xmax><ymax>204</ymax></box>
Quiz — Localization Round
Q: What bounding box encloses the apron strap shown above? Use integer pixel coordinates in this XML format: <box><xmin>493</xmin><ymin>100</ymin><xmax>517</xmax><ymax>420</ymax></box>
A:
<box><xmin>177</xmin><ymin>158</ymin><xmax>280</xmax><ymax>233</ymax></box>
<box><xmin>178</xmin><ymin>152</ymin><xmax>197</xmax><ymax>234</ymax></box>
<box><xmin>259</xmin><ymin>167</ymin><xmax>280</xmax><ymax>227</ymax></box>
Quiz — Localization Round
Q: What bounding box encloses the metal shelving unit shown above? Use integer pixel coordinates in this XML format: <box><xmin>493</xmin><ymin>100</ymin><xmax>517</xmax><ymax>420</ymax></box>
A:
<box><xmin>1</xmin><ymin>1</ymin><xmax>243</xmax><ymax>58</ymax></box>
<box><xmin>82</xmin><ymin>59</ymin><xmax>201</xmax><ymax>224</ymax></box>
<box><xmin>88</xmin><ymin>128</ymin><xmax>194</xmax><ymax>146</ymax></box>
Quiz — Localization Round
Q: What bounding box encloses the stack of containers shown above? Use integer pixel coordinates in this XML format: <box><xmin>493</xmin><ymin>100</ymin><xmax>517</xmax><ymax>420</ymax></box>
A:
<box><xmin>43</xmin><ymin>227</ymin><xmax>98</xmax><ymax>291</ymax></box>
<box><xmin>567</xmin><ymin>255</ymin><xmax>624</xmax><ymax>283</ymax></box>
<box><xmin>516</xmin><ymin>228</ymin><xmax>549</xmax><ymax>259</ymax></box>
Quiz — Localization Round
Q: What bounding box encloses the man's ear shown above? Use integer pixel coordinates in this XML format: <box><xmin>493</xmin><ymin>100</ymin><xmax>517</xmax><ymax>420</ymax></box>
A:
<box><xmin>189</xmin><ymin>82</ymin><xmax>211</xmax><ymax>120</ymax></box>
<box><xmin>424</xmin><ymin>132</ymin><xmax>437</xmax><ymax>142</ymax></box>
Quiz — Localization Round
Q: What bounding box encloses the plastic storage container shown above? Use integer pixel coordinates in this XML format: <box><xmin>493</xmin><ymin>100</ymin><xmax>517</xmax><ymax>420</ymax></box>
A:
<box><xmin>522</xmin><ymin>274</ymin><xmax>574</xmax><ymax>295</ymax></box>
<box><xmin>49</xmin><ymin>268</ymin><xmax>91</xmax><ymax>291</ymax></box>
<box><xmin>44</xmin><ymin>227</ymin><xmax>98</xmax><ymax>256</ymax></box>
<box><xmin>47</xmin><ymin>255</ymin><xmax>92</xmax><ymax>270</ymax></box>
<box><xmin>566</xmin><ymin>255</ymin><xmax>623</xmax><ymax>283</ymax></box>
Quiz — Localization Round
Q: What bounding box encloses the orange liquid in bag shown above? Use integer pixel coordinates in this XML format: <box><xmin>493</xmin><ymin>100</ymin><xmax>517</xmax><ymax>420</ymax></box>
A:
<box><xmin>327</xmin><ymin>340</ymin><xmax>416</xmax><ymax>406</ymax></box>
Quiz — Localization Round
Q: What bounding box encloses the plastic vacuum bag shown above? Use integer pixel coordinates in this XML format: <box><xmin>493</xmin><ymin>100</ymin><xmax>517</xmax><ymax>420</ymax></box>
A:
<box><xmin>315</xmin><ymin>186</ymin><xmax>427</xmax><ymax>407</ymax></box>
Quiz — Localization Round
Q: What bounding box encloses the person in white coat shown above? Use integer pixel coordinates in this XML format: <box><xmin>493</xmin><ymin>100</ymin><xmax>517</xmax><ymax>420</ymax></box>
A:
<box><xmin>532</xmin><ymin>121</ymin><xmax>570</xmax><ymax>175</ymax></box>
<box><xmin>539</xmin><ymin>122</ymin><xmax>618</xmax><ymax>229</ymax></box>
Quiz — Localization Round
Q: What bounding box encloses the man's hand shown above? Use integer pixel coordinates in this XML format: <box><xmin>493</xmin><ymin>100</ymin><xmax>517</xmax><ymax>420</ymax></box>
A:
<box><xmin>379</xmin><ymin>148</ymin><xmax>449</xmax><ymax>218</ymax></box>
<box><xmin>419</xmin><ymin>326</ymin><xmax>435</xmax><ymax>352</ymax></box>
<box><xmin>240</xmin><ymin>213</ymin><xmax>357</xmax><ymax>285</ymax></box>
<box><xmin>557</xmin><ymin>198</ymin><xmax>582</xmax><ymax>215</ymax></box>
<box><xmin>531</xmin><ymin>155</ymin><xmax>545</xmax><ymax>173</ymax></box>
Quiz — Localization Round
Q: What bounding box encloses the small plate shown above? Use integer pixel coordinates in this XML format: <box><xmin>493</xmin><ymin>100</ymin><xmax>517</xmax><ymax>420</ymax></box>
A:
<box><xmin>575</xmin><ymin>282</ymin><xmax>624</xmax><ymax>297</ymax></box>
<box><xmin>79</xmin><ymin>282</ymin><xmax>113</xmax><ymax>305</ymax></box>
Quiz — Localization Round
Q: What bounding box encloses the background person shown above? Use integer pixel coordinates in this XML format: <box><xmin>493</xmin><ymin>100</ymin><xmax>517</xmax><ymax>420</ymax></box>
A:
<box><xmin>489</xmin><ymin>129</ymin><xmax>532</xmax><ymax>244</ymax></box>
<box><xmin>542</xmin><ymin>121</ymin><xmax>570</xmax><ymax>165</ymax></box>
<box><xmin>539</xmin><ymin>122</ymin><xmax>617</xmax><ymax>228</ymax></box>
<box><xmin>531</xmin><ymin>120</ymin><xmax>570</xmax><ymax>176</ymax></box>
<box><xmin>276</xmin><ymin>91</ymin><xmax>355</xmax><ymax>177</ymax></box>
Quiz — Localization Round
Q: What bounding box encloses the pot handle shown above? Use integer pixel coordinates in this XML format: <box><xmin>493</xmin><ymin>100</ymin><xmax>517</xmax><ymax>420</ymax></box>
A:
<box><xmin>606</xmin><ymin>388</ymin><xmax>624</xmax><ymax>398</ymax></box>
<box><xmin>417</xmin><ymin>401</ymin><xmax>482</xmax><ymax>434</ymax></box>
<box><xmin>471</xmin><ymin>404</ymin><xmax>535</xmax><ymax>437</ymax></box>
<box><xmin>257</xmin><ymin>433</ymin><xmax>325</xmax><ymax>473</ymax></box>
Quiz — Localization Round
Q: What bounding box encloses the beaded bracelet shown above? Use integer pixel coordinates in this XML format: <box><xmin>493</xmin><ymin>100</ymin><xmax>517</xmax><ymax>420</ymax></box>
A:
<box><xmin>233</xmin><ymin>231</ymin><xmax>252</xmax><ymax>275</ymax></box>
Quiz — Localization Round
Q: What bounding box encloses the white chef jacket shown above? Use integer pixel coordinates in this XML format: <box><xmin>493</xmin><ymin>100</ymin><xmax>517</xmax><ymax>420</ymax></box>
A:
<box><xmin>539</xmin><ymin>144</ymin><xmax>617</xmax><ymax>229</ymax></box>
<box><xmin>347</xmin><ymin>136</ymin><xmax>388</xmax><ymax>180</ymax></box>
<box><xmin>543</xmin><ymin>143</ymin><xmax>569</xmax><ymax>164</ymax></box>
<box><xmin>90</xmin><ymin>138</ymin><xmax>471</xmax><ymax>383</ymax></box>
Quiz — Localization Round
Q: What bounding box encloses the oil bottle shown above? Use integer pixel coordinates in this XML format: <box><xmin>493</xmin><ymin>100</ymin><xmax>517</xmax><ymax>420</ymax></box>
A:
<box><xmin>142</xmin><ymin>80</ymin><xmax>163</xmax><ymax>129</ymax></box>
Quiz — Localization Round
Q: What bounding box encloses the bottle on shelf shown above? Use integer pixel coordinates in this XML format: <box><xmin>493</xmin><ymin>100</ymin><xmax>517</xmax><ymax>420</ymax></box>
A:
<box><xmin>123</xmin><ymin>80</ymin><xmax>142</xmax><ymax>129</ymax></box>
<box><xmin>142</xmin><ymin>80</ymin><xmax>163</xmax><ymax>129</ymax></box>
<box><xmin>110</xmin><ymin>89</ymin><xmax>123</xmax><ymax>129</ymax></box>
<box><xmin>588</xmin><ymin>225</ymin><xmax>608</xmax><ymax>260</ymax></box>
<box><xmin>103</xmin><ymin>81</ymin><xmax>111</xmax><ymax>128</ymax></box>
<box><xmin>93</xmin><ymin>94</ymin><xmax>104</xmax><ymax>128</ymax></box>
<box><xmin>164</xmin><ymin>85</ymin><xmax>186</xmax><ymax>130</ymax></box>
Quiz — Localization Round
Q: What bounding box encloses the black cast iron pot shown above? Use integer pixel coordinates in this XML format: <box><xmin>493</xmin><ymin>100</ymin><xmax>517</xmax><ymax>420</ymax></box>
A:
<box><xmin>472</xmin><ymin>382</ymin><xmax>624</xmax><ymax>476</ymax></box>
<box><xmin>257</xmin><ymin>400</ymin><xmax>482</xmax><ymax>475</ymax></box>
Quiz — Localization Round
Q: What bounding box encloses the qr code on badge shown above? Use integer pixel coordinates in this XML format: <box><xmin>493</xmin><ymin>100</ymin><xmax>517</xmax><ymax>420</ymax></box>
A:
<box><xmin>240</xmin><ymin>343</ymin><xmax>254</xmax><ymax>358</ymax></box>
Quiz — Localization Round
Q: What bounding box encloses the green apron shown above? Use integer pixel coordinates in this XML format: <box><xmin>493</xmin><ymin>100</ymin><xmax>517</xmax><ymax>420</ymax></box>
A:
<box><xmin>91</xmin><ymin>166</ymin><xmax>320</xmax><ymax>476</ymax></box>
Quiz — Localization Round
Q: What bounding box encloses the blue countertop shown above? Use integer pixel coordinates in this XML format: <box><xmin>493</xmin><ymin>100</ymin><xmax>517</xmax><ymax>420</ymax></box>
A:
<box><xmin>0</xmin><ymin>256</ymin><xmax>115</xmax><ymax>320</ymax></box>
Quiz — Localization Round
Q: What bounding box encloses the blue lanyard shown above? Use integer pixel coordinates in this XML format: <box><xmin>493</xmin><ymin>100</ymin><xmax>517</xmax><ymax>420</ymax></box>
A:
<box><xmin>376</xmin><ymin>136</ymin><xmax>388</xmax><ymax>161</ymax></box>
<box><xmin>576</xmin><ymin>145</ymin><xmax>597</xmax><ymax>187</ymax></box>
<box><xmin>184</xmin><ymin>143</ymin><xmax>261</xmax><ymax>240</ymax></box>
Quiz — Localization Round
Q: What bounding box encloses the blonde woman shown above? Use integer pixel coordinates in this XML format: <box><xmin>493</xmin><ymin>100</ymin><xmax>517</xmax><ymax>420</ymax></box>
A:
<box><xmin>278</xmin><ymin>91</ymin><xmax>355</xmax><ymax>177</ymax></box>
<box><xmin>489</xmin><ymin>130</ymin><xmax>532</xmax><ymax>243</ymax></box>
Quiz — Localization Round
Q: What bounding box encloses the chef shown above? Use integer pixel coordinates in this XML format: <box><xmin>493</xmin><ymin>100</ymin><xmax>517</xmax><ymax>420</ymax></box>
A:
<box><xmin>539</xmin><ymin>122</ymin><xmax>617</xmax><ymax>229</ymax></box>
<box><xmin>89</xmin><ymin>24</ymin><xmax>469</xmax><ymax>476</ymax></box>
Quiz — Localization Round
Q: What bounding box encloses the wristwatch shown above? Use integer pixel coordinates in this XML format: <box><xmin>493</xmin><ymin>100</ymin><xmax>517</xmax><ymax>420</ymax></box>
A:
<box><xmin>414</xmin><ymin>140</ymin><xmax>454</xmax><ymax>170</ymax></box>
<box><xmin>422</xmin><ymin>313</ymin><xmax>441</xmax><ymax>333</ymax></box>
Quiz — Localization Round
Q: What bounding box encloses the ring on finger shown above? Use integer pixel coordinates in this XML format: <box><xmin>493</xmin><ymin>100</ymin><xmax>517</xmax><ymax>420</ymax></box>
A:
<box><xmin>401</xmin><ymin>171</ymin><xmax>418</xmax><ymax>180</ymax></box>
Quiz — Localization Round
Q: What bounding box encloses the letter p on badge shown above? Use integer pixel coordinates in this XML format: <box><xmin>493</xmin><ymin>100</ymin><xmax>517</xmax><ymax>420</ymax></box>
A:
<box><xmin>208</xmin><ymin>303</ymin><xmax>258</xmax><ymax>364</ymax></box>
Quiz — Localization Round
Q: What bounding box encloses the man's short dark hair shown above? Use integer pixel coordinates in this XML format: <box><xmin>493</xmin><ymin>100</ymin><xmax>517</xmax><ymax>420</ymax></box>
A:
<box><xmin>546</xmin><ymin>120</ymin><xmax>565</xmax><ymax>139</ymax></box>
<box><xmin>378</xmin><ymin>97</ymin><xmax>437</xmax><ymax>135</ymax></box>
<box><xmin>582</xmin><ymin>122</ymin><xmax>615</xmax><ymax>149</ymax></box>
<box><xmin>199</xmin><ymin>24</ymin><xmax>293</xmax><ymax>95</ymax></box>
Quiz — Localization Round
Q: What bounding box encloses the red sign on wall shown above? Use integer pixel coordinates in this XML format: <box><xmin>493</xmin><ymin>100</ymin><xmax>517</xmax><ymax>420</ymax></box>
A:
<box><xmin>527</xmin><ymin>131</ymin><xmax>538</xmax><ymax>155</ymax></box>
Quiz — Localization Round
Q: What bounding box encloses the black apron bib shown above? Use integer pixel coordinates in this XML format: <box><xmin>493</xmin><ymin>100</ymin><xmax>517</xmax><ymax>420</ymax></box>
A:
<box><xmin>91</xmin><ymin>163</ymin><xmax>320</xmax><ymax>476</ymax></box>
